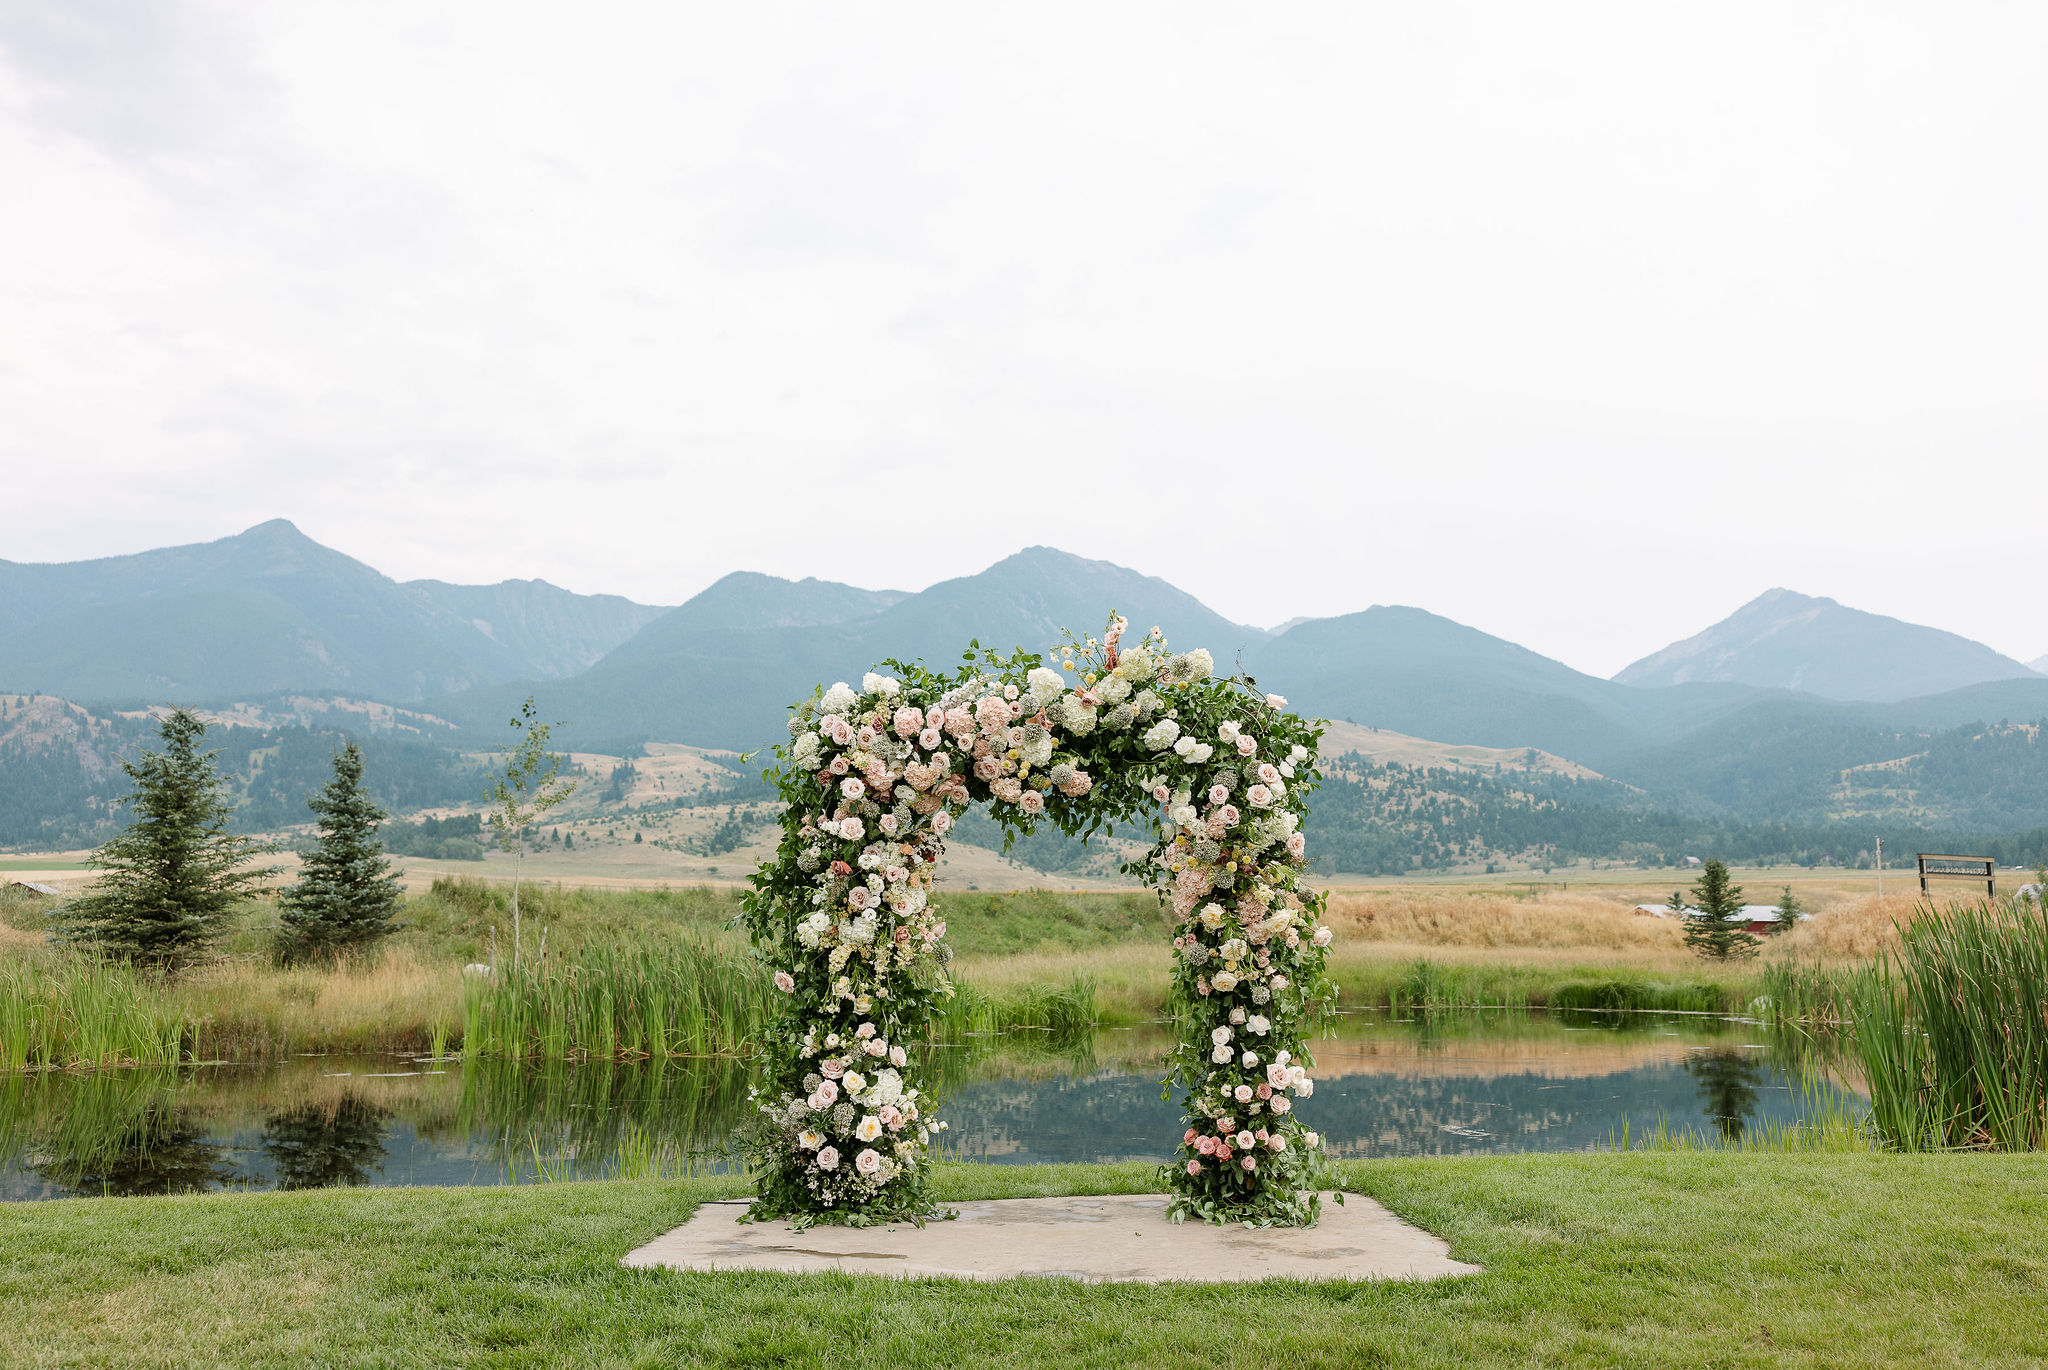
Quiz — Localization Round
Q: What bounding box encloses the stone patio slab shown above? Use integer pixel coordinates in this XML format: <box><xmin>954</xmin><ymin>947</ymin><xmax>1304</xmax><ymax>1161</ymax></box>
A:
<box><xmin>622</xmin><ymin>1193</ymin><xmax>1480</xmax><ymax>1283</ymax></box>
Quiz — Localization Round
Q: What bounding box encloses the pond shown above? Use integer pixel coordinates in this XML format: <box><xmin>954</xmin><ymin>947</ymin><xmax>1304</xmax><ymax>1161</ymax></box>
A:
<box><xmin>0</xmin><ymin>1008</ymin><xmax>1857</xmax><ymax>1201</ymax></box>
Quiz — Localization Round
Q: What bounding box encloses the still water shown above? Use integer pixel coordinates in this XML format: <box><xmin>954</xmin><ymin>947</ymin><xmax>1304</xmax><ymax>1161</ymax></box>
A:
<box><xmin>1</xmin><ymin>1009</ymin><xmax>1855</xmax><ymax>1201</ymax></box>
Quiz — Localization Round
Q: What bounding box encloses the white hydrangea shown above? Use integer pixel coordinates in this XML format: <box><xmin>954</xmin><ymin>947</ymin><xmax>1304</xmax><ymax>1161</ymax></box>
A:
<box><xmin>1025</xmin><ymin>667</ymin><xmax>1066</xmax><ymax>706</ymax></box>
<box><xmin>790</xmin><ymin>732</ymin><xmax>821</xmax><ymax>766</ymax></box>
<box><xmin>1098</xmin><ymin>675</ymin><xmax>1132</xmax><ymax>704</ymax></box>
<box><xmin>1185</xmin><ymin>648</ymin><xmax>1214</xmax><ymax>681</ymax></box>
<box><xmin>1143</xmin><ymin>719</ymin><xmax>1181</xmax><ymax>751</ymax></box>
<box><xmin>821</xmin><ymin>682</ymin><xmax>858</xmax><ymax>714</ymax></box>
<box><xmin>861</xmin><ymin>672</ymin><xmax>901</xmax><ymax>697</ymax></box>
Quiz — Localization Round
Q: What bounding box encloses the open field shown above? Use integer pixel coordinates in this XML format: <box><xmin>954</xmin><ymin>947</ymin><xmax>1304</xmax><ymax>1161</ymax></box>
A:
<box><xmin>0</xmin><ymin>875</ymin><xmax>1947</xmax><ymax>1065</ymax></box>
<box><xmin>4</xmin><ymin>1154</ymin><xmax>2045</xmax><ymax>1368</ymax></box>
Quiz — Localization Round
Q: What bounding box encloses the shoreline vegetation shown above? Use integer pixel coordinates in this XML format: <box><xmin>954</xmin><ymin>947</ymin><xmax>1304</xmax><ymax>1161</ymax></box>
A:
<box><xmin>0</xmin><ymin>877</ymin><xmax>1964</xmax><ymax>1070</ymax></box>
<box><xmin>5</xmin><ymin>1154</ymin><xmax>2046</xmax><ymax>1367</ymax></box>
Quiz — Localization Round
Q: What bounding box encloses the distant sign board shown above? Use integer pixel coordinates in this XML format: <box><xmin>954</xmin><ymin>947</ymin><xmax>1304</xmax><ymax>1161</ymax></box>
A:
<box><xmin>1916</xmin><ymin>853</ymin><xmax>1995</xmax><ymax>899</ymax></box>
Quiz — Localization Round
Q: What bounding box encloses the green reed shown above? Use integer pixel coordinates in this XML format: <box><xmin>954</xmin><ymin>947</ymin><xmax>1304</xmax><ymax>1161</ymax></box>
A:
<box><xmin>935</xmin><ymin>974</ymin><xmax>1098</xmax><ymax>1046</ymax></box>
<box><xmin>0</xmin><ymin>955</ymin><xmax>191</xmax><ymax>1071</ymax></box>
<box><xmin>1851</xmin><ymin>898</ymin><xmax>2048</xmax><ymax>1152</ymax></box>
<box><xmin>460</xmin><ymin>942</ymin><xmax>776</xmax><ymax>1060</ymax></box>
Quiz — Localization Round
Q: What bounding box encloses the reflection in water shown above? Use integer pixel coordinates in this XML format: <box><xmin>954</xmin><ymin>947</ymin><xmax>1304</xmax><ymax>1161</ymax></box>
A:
<box><xmin>30</xmin><ymin>1104</ymin><xmax>241</xmax><ymax>1198</ymax></box>
<box><xmin>261</xmin><ymin>1095</ymin><xmax>391</xmax><ymax>1190</ymax></box>
<box><xmin>0</xmin><ymin>1010</ymin><xmax>1862</xmax><ymax>1202</ymax></box>
<box><xmin>1685</xmin><ymin>1049</ymin><xmax>1767</xmax><ymax>1143</ymax></box>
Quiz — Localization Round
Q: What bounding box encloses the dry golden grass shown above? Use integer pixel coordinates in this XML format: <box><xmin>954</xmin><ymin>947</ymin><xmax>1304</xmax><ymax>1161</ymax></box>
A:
<box><xmin>162</xmin><ymin>949</ymin><xmax>463</xmax><ymax>1057</ymax></box>
<box><xmin>1322</xmin><ymin>888</ymin><xmax>1685</xmax><ymax>952</ymax></box>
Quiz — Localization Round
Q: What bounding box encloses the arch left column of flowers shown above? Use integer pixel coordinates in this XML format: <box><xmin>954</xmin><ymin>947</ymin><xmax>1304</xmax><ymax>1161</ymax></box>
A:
<box><xmin>737</xmin><ymin>619</ymin><xmax>1338</xmax><ymax>1229</ymax></box>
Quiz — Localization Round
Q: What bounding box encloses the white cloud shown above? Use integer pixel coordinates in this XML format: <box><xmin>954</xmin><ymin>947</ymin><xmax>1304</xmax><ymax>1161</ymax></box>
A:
<box><xmin>1</xmin><ymin>1</ymin><xmax>2043</xmax><ymax>673</ymax></box>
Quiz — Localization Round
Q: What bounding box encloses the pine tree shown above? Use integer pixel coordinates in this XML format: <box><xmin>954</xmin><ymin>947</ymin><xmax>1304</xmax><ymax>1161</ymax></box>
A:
<box><xmin>277</xmin><ymin>742</ymin><xmax>404</xmax><ymax>960</ymax></box>
<box><xmin>56</xmin><ymin>708</ymin><xmax>277</xmax><ymax>969</ymax></box>
<box><xmin>1773</xmin><ymin>884</ymin><xmax>1804</xmax><ymax>935</ymax></box>
<box><xmin>1681</xmin><ymin>859</ymin><xmax>1760</xmax><ymax>960</ymax></box>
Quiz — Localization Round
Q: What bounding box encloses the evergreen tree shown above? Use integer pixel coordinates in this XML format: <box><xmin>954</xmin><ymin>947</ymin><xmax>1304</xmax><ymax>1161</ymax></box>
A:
<box><xmin>56</xmin><ymin>708</ymin><xmax>276</xmax><ymax>968</ymax></box>
<box><xmin>277</xmin><ymin>742</ymin><xmax>404</xmax><ymax>960</ymax></box>
<box><xmin>1773</xmin><ymin>884</ymin><xmax>1804</xmax><ymax>935</ymax></box>
<box><xmin>1680</xmin><ymin>859</ymin><xmax>1760</xmax><ymax>960</ymax></box>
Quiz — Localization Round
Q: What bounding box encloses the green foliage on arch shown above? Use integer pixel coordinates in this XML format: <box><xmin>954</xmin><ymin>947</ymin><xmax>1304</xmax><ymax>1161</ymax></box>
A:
<box><xmin>738</xmin><ymin>618</ymin><xmax>1339</xmax><ymax>1228</ymax></box>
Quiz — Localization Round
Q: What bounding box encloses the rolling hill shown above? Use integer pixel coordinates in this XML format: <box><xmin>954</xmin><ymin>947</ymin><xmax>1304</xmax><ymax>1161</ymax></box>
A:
<box><xmin>1614</xmin><ymin>588</ymin><xmax>2040</xmax><ymax>702</ymax></box>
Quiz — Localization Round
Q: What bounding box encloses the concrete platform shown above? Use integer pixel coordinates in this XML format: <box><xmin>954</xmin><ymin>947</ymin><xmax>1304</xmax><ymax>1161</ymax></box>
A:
<box><xmin>622</xmin><ymin>1193</ymin><xmax>1480</xmax><ymax>1283</ymax></box>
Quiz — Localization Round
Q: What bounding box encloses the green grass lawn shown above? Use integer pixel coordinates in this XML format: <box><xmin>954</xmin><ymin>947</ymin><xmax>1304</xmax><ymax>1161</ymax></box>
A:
<box><xmin>4</xmin><ymin>1154</ymin><xmax>2044</xmax><ymax>1368</ymax></box>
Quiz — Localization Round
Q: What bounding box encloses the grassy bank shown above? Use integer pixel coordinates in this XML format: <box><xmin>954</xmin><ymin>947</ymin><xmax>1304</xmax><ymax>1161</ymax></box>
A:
<box><xmin>3</xmin><ymin>880</ymin><xmax>1908</xmax><ymax>1067</ymax></box>
<box><xmin>3</xmin><ymin>1154</ymin><xmax>2044</xmax><ymax>1367</ymax></box>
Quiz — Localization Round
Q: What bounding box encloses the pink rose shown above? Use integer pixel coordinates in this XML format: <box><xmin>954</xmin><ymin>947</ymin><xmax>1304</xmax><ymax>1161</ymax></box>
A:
<box><xmin>847</xmin><ymin>886</ymin><xmax>871</xmax><ymax>911</ymax></box>
<box><xmin>816</xmin><ymin>1146</ymin><xmax>839</xmax><ymax>1171</ymax></box>
<box><xmin>1246</xmin><ymin>784</ymin><xmax>1273</xmax><ymax>808</ymax></box>
<box><xmin>820</xmin><ymin>1059</ymin><xmax>845</xmax><ymax>1080</ymax></box>
<box><xmin>1183</xmin><ymin>1127</ymin><xmax>1199</xmax><ymax>1144</ymax></box>
<box><xmin>889</xmin><ymin>1046</ymin><xmax>906</xmax><ymax>1066</ymax></box>
<box><xmin>1256</xmin><ymin>1083</ymin><xmax>1273</xmax><ymax>1100</ymax></box>
<box><xmin>1186</xmin><ymin>1159</ymin><xmax>1202</xmax><ymax>1175</ymax></box>
<box><xmin>855</xmin><ymin>1148</ymin><xmax>882</xmax><ymax>1175</ymax></box>
<box><xmin>1258</xmin><ymin>763</ymin><xmax>1281</xmax><ymax>785</ymax></box>
<box><xmin>1312</xmin><ymin>926</ymin><xmax>1333</xmax><ymax>947</ymax></box>
<box><xmin>840</xmin><ymin>816</ymin><xmax>864</xmax><ymax>840</ymax></box>
<box><xmin>1019</xmin><ymin>790</ymin><xmax>1045</xmax><ymax>815</ymax></box>
<box><xmin>1219</xmin><ymin>804</ymin><xmax>1240</xmax><ymax>826</ymax></box>
<box><xmin>1269</xmin><ymin>1134</ymin><xmax>1288</xmax><ymax>1152</ymax></box>
<box><xmin>774</xmin><ymin>971</ymin><xmax>795</xmax><ymax>994</ymax></box>
<box><xmin>1241</xmin><ymin>1156</ymin><xmax>1257</xmax><ymax>1171</ymax></box>
<box><xmin>919</xmin><ymin>727</ymin><xmax>942</xmax><ymax>749</ymax></box>
<box><xmin>878</xmin><ymin>814</ymin><xmax>898</xmax><ymax>836</ymax></box>
<box><xmin>1287</xmin><ymin>833</ymin><xmax>1307</xmax><ymax>857</ymax></box>
<box><xmin>932</xmin><ymin>811</ymin><xmax>952</xmax><ymax>835</ymax></box>
<box><xmin>1209</xmin><ymin>785</ymin><xmax>1229</xmax><ymax>806</ymax></box>
<box><xmin>1236</xmin><ymin>735</ymin><xmax>1256</xmax><ymax>757</ymax></box>
<box><xmin>1151</xmin><ymin>785</ymin><xmax>1169</xmax><ymax>803</ymax></box>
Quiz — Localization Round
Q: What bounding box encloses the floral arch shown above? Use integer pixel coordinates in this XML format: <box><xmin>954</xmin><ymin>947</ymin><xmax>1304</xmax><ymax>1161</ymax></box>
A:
<box><xmin>738</xmin><ymin>617</ymin><xmax>1336</xmax><ymax>1228</ymax></box>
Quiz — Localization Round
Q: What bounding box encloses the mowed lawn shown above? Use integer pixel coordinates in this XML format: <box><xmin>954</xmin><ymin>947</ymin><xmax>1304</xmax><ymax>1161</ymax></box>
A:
<box><xmin>4</xmin><ymin>1154</ymin><xmax>2045</xmax><ymax>1369</ymax></box>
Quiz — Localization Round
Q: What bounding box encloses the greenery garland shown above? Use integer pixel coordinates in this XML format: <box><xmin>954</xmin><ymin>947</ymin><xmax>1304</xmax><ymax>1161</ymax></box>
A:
<box><xmin>739</xmin><ymin>616</ymin><xmax>1337</xmax><ymax>1228</ymax></box>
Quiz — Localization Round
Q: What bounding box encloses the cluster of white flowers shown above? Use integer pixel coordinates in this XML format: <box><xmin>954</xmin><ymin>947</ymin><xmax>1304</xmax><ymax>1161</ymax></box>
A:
<box><xmin>752</xmin><ymin>615</ymin><xmax>1331</xmax><ymax>1224</ymax></box>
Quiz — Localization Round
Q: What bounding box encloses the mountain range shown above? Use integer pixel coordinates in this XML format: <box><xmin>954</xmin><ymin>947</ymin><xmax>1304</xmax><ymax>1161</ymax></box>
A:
<box><xmin>4</xmin><ymin>522</ymin><xmax>2046</xmax><ymax>832</ymax></box>
<box><xmin>1614</xmin><ymin>588</ymin><xmax>2040</xmax><ymax>702</ymax></box>
<box><xmin>0</xmin><ymin>520</ymin><xmax>668</xmax><ymax>702</ymax></box>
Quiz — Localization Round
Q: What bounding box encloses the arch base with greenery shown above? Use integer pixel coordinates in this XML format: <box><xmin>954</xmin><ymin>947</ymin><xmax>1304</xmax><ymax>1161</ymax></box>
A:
<box><xmin>739</xmin><ymin>618</ymin><xmax>1336</xmax><ymax>1229</ymax></box>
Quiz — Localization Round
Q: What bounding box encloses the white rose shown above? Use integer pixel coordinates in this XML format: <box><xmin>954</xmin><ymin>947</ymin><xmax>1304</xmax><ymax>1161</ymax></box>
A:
<box><xmin>1211</xmin><ymin>1045</ymin><xmax>1232</xmax><ymax>1064</ymax></box>
<box><xmin>1240</xmin><ymin>1050</ymin><xmax>1260</xmax><ymax>1068</ymax></box>
<box><xmin>1211</xmin><ymin>1026</ymin><xmax>1233</xmax><ymax>1045</ymax></box>
<box><xmin>1217</xmin><ymin>721</ymin><xmax>1241</xmax><ymax>743</ymax></box>
<box><xmin>1211</xmin><ymin>971</ymin><xmax>1239</xmax><ymax>992</ymax></box>
<box><xmin>1172</xmin><ymin>804</ymin><xmax>1198</xmax><ymax>827</ymax></box>
<box><xmin>1174</xmin><ymin>736</ymin><xmax>1197</xmax><ymax>757</ymax></box>
<box><xmin>856</xmin><ymin>1116</ymin><xmax>882</xmax><ymax>1142</ymax></box>
<box><xmin>862</xmin><ymin>672</ymin><xmax>901</xmax><ymax>696</ymax></box>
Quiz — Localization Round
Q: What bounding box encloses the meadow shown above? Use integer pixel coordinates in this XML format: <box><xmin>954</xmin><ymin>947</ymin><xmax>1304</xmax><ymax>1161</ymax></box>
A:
<box><xmin>0</xmin><ymin>876</ymin><xmax>1948</xmax><ymax>1069</ymax></box>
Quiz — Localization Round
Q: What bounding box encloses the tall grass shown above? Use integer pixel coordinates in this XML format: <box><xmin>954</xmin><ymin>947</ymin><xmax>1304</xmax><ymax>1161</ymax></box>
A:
<box><xmin>461</xmin><ymin>943</ymin><xmax>774</xmax><ymax>1060</ymax></box>
<box><xmin>1852</xmin><ymin>898</ymin><xmax>2048</xmax><ymax>1152</ymax></box>
<box><xmin>0</xmin><ymin>957</ymin><xmax>189</xmax><ymax>1070</ymax></box>
<box><xmin>937</xmin><ymin>975</ymin><xmax>1098</xmax><ymax>1045</ymax></box>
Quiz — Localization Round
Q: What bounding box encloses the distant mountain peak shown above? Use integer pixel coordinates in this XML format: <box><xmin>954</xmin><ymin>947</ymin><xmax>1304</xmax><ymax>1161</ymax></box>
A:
<box><xmin>1616</xmin><ymin>589</ymin><xmax>2040</xmax><ymax>702</ymax></box>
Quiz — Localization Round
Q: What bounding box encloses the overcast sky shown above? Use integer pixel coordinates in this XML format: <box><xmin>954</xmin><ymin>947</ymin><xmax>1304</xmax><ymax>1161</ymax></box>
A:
<box><xmin>2</xmin><ymin>2</ymin><xmax>2043</xmax><ymax>674</ymax></box>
